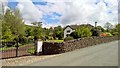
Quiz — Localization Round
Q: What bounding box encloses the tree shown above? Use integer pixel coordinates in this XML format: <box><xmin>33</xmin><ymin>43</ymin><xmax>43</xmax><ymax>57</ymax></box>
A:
<box><xmin>91</xmin><ymin>28</ymin><xmax>100</xmax><ymax>36</ymax></box>
<box><xmin>54</xmin><ymin>26</ymin><xmax>64</xmax><ymax>40</ymax></box>
<box><xmin>31</xmin><ymin>22</ymin><xmax>46</xmax><ymax>40</ymax></box>
<box><xmin>31</xmin><ymin>22</ymin><xmax>42</xmax><ymax>27</ymax></box>
<box><xmin>25</xmin><ymin>25</ymin><xmax>34</xmax><ymax>37</ymax></box>
<box><xmin>71</xmin><ymin>26</ymin><xmax>92</xmax><ymax>39</ymax></box>
<box><xmin>110</xmin><ymin>24</ymin><xmax>120</xmax><ymax>35</ymax></box>
<box><xmin>96</xmin><ymin>26</ymin><xmax>105</xmax><ymax>32</ymax></box>
<box><xmin>2</xmin><ymin>9</ymin><xmax>25</xmax><ymax>41</ymax></box>
<box><xmin>2</xmin><ymin>18</ymin><xmax>15</xmax><ymax>41</ymax></box>
<box><xmin>104</xmin><ymin>22</ymin><xmax>113</xmax><ymax>32</ymax></box>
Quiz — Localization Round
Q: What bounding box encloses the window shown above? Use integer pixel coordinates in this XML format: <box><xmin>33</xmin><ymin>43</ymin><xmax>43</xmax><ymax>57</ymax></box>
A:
<box><xmin>67</xmin><ymin>30</ymin><xmax>71</xmax><ymax>33</ymax></box>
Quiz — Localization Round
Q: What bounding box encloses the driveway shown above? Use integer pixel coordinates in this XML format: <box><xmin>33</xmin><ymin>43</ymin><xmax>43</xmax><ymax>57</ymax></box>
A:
<box><xmin>24</xmin><ymin>40</ymin><xmax>118</xmax><ymax>66</ymax></box>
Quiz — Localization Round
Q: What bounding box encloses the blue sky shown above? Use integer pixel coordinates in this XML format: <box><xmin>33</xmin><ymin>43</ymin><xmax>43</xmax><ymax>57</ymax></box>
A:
<box><xmin>3</xmin><ymin>0</ymin><xmax>118</xmax><ymax>28</ymax></box>
<box><xmin>7</xmin><ymin>1</ymin><xmax>62</xmax><ymax>27</ymax></box>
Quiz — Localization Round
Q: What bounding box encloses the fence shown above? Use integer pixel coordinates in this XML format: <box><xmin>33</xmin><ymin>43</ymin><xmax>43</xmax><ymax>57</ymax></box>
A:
<box><xmin>1</xmin><ymin>41</ymin><xmax>34</xmax><ymax>59</ymax></box>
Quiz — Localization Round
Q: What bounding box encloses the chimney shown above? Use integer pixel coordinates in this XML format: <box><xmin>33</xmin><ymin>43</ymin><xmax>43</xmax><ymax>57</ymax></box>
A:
<box><xmin>95</xmin><ymin>22</ymin><xmax>97</xmax><ymax>27</ymax></box>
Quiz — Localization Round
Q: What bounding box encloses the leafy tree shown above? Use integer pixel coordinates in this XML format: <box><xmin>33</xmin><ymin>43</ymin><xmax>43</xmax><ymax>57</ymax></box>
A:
<box><xmin>2</xmin><ymin>22</ymin><xmax>15</xmax><ymax>41</ymax></box>
<box><xmin>32</xmin><ymin>22</ymin><xmax>46</xmax><ymax>40</ymax></box>
<box><xmin>115</xmin><ymin>24</ymin><xmax>120</xmax><ymax>33</ymax></box>
<box><xmin>25</xmin><ymin>25</ymin><xmax>34</xmax><ymax>37</ymax></box>
<box><xmin>104</xmin><ymin>22</ymin><xmax>113</xmax><ymax>32</ymax></box>
<box><xmin>43</xmin><ymin>28</ymin><xmax>53</xmax><ymax>40</ymax></box>
<box><xmin>96</xmin><ymin>26</ymin><xmax>105</xmax><ymax>32</ymax></box>
<box><xmin>71</xmin><ymin>26</ymin><xmax>92</xmax><ymax>38</ymax></box>
<box><xmin>54</xmin><ymin>26</ymin><xmax>64</xmax><ymax>40</ymax></box>
<box><xmin>2</xmin><ymin>9</ymin><xmax>25</xmax><ymax>41</ymax></box>
<box><xmin>110</xmin><ymin>24</ymin><xmax>120</xmax><ymax>35</ymax></box>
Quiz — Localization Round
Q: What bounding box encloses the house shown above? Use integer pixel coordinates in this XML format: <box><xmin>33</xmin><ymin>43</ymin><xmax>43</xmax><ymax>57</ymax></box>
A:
<box><xmin>64</xmin><ymin>24</ymin><xmax>94</xmax><ymax>38</ymax></box>
<box><xmin>64</xmin><ymin>25</ymin><xmax>75</xmax><ymax>38</ymax></box>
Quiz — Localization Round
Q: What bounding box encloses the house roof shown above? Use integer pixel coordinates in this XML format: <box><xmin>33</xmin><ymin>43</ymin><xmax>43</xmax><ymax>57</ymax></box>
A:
<box><xmin>64</xmin><ymin>25</ymin><xmax>74</xmax><ymax>30</ymax></box>
<box><xmin>64</xmin><ymin>24</ymin><xmax>94</xmax><ymax>30</ymax></box>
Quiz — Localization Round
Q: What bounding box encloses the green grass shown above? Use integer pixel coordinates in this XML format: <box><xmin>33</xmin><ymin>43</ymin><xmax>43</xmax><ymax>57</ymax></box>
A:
<box><xmin>45</xmin><ymin>40</ymin><xmax>64</xmax><ymax>43</ymax></box>
<box><xmin>0</xmin><ymin>47</ymin><xmax>15</xmax><ymax>51</ymax></box>
<box><xmin>0</xmin><ymin>43</ymin><xmax>34</xmax><ymax>51</ymax></box>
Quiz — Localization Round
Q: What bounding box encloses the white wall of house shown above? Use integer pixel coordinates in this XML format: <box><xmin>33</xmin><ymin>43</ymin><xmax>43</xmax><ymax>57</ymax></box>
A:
<box><xmin>64</xmin><ymin>27</ymin><xmax>74</xmax><ymax>38</ymax></box>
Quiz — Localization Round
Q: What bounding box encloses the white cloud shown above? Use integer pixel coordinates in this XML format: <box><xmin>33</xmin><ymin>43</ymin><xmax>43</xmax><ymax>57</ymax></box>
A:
<box><xmin>59</xmin><ymin>0</ymin><xmax>118</xmax><ymax>27</ymax></box>
<box><xmin>16</xmin><ymin>0</ymin><xmax>43</xmax><ymax>24</ymax></box>
<box><xmin>0</xmin><ymin>0</ymin><xmax>9</xmax><ymax>14</ymax></box>
<box><xmin>7</xmin><ymin>0</ymin><xmax>118</xmax><ymax>28</ymax></box>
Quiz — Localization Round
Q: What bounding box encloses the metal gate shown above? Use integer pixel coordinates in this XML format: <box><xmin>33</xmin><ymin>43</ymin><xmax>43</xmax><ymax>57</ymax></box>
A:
<box><xmin>1</xmin><ymin>41</ymin><xmax>34</xmax><ymax>59</ymax></box>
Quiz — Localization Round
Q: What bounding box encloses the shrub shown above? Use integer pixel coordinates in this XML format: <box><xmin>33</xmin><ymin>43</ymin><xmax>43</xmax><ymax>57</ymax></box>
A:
<box><xmin>70</xmin><ymin>32</ymin><xmax>78</xmax><ymax>39</ymax></box>
<box><xmin>27</xmin><ymin>47</ymin><xmax>35</xmax><ymax>54</ymax></box>
<box><xmin>19</xmin><ymin>37</ymin><xmax>29</xmax><ymax>45</ymax></box>
<box><xmin>106</xmin><ymin>32</ymin><xmax>113</xmax><ymax>36</ymax></box>
<box><xmin>100</xmin><ymin>33</ymin><xmax>107</xmax><ymax>37</ymax></box>
<box><xmin>70</xmin><ymin>26</ymin><xmax>92</xmax><ymax>39</ymax></box>
<box><xmin>91</xmin><ymin>28</ymin><xmax>100</xmax><ymax>36</ymax></box>
<box><xmin>112</xmin><ymin>32</ymin><xmax>119</xmax><ymax>36</ymax></box>
<box><xmin>64</xmin><ymin>36</ymin><xmax>74</xmax><ymax>41</ymax></box>
<box><xmin>100</xmin><ymin>32</ymin><xmax>113</xmax><ymax>37</ymax></box>
<box><xmin>2</xmin><ymin>42</ymin><xmax>16</xmax><ymax>47</ymax></box>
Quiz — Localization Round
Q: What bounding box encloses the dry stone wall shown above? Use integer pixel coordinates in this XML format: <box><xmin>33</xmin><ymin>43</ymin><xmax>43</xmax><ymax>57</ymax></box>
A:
<box><xmin>42</xmin><ymin>36</ymin><xmax>119</xmax><ymax>55</ymax></box>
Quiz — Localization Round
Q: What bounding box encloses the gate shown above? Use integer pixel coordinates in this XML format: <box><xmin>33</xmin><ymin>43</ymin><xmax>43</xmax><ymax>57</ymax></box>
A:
<box><xmin>0</xmin><ymin>41</ymin><xmax>35</xmax><ymax>59</ymax></box>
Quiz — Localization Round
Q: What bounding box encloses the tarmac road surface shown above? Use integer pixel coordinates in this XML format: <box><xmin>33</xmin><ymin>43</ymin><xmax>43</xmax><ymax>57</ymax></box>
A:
<box><xmin>25</xmin><ymin>40</ymin><xmax>118</xmax><ymax>66</ymax></box>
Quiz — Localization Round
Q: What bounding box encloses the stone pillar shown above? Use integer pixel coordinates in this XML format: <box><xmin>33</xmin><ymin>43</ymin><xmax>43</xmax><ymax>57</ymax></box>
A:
<box><xmin>34</xmin><ymin>39</ymin><xmax>43</xmax><ymax>55</ymax></box>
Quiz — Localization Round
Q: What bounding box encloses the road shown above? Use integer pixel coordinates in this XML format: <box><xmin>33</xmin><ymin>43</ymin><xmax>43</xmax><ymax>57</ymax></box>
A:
<box><xmin>25</xmin><ymin>40</ymin><xmax>118</xmax><ymax>66</ymax></box>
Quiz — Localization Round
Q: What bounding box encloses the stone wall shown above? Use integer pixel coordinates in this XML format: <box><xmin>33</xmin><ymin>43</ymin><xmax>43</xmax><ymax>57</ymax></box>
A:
<box><xmin>42</xmin><ymin>36</ymin><xmax>119</xmax><ymax>55</ymax></box>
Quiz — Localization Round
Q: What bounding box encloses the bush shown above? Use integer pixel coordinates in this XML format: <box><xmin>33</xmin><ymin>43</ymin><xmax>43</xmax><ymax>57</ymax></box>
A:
<box><xmin>64</xmin><ymin>36</ymin><xmax>74</xmax><ymax>41</ymax></box>
<box><xmin>91</xmin><ymin>28</ymin><xmax>100</xmax><ymax>36</ymax></box>
<box><xmin>70</xmin><ymin>26</ymin><xmax>92</xmax><ymax>39</ymax></box>
<box><xmin>100</xmin><ymin>33</ymin><xmax>107</xmax><ymax>37</ymax></box>
<box><xmin>34</xmin><ymin>35</ymin><xmax>46</xmax><ymax>41</ymax></box>
<box><xmin>27</xmin><ymin>47</ymin><xmax>35</xmax><ymax>54</ymax></box>
<box><xmin>111</xmin><ymin>32</ymin><xmax>119</xmax><ymax>36</ymax></box>
<box><xmin>106</xmin><ymin>32</ymin><xmax>113</xmax><ymax>36</ymax></box>
<box><xmin>100</xmin><ymin>32</ymin><xmax>113</xmax><ymax>37</ymax></box>
<box><xmin>2</xmin><ymin>41</ymin><xmax>16</xmax><ymax>47</ymax></box>
<box><xmin>70</xmin><ymin>32</ymin><xmax>78</xmax><ymax>39</ymax></box>
<box><xmin>19</xmin><ymin>37</ymin><xmax>29</xmax><ymax>45</ymax></box>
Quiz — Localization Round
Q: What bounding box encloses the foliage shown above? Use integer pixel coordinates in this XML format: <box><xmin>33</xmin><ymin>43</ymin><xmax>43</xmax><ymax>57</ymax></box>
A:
<box><xmin>31</xmin><ymin>22</ymin><xmax>47</xmax><ymax>41</ymax></box>
<box><xmin>115</xmin><ymin>24</ymin><xmax>120</xmax><ymax>35</ymax></box>
<box><xmin>96</xmin><ymin>26</ymin><xmax>105</xmax><ymax>32</ymax></box>
<box><xmin>25</xmin><ymin>25</ymin><xmax>34</xmax><ymax>37</ymax></box>
<box><xmin>108</xmin><ymin>24</ymin><xmax>120</xmax><ymax>36</ymax></box>
<box><xmin>2</xmin><ymin>9</ymin><xmax>25</xmax><ymax>41</ymax></box>
<box><xmin>64</xmin><ymin>36</ymin><xmax>74</xmax><ymax>41</ymax></box>
<box><xmin>106</xmin><ymin>32</ymin><xmax>113</xmax><ymax>36</ymax></box>
<box><xmin>100</xmin><ymin>32</ymin><xmax>113</xmax><ymax>37</ymax></box>
<box><xmin>53</xmin><ymin>26</ymin><xmax>64</xmax><ymax>40</ymax></box>
<box><xmin>104</xmin><ymin>22</ymin><xmax>113</xmax><ymax>32</ymax></box>
<box><xmin>71</xmin><ymin>26</ymin><xmax>92</xmax><ymax>39</ymax></box>
<box><xmin>27</xmin><ymin>47</ymin><xmax>35</xmax><ymax>54</ymax></box>
<box><xmin>91</xmin><ymin>28</ymin><xmax>101</xmax><ymax>36</ymax></box>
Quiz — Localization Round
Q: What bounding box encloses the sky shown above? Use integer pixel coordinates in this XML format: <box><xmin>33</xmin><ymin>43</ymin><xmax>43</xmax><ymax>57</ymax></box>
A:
<box><xmin>0</xmin><ymin>0</ymin><xmax>119</xmax><ymax>28</ymax></box>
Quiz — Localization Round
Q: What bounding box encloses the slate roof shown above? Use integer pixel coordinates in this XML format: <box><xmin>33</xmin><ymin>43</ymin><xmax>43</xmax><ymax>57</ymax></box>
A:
<box><xmin>64</xmin><ymin>24</ymin><xmax>94</xmax><ymax>30</ymax></box>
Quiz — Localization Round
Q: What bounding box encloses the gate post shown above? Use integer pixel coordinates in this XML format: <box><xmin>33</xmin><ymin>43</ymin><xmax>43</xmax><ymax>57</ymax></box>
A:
<box><xmin>34</xmin><ymin>39</ymin><xmax>43</xmax><ymax>55</ymax></box>
<box><xmin>15</xmin><ymin>41</ymin><xmax>19</xmax><ymax>57</ymax></box>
